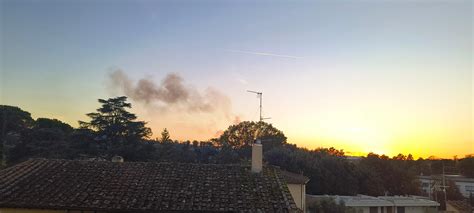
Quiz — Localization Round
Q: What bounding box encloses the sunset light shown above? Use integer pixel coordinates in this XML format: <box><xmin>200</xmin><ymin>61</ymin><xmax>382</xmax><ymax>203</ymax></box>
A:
<box><xmin>2</xmin><ymin>0</ymin><xmax>472</xmax><ymax>159</ymax></box>
<box><xmin>1</xmin><ymin>0</ymin><xmax>473</xmax><ymax>212</ymax></box>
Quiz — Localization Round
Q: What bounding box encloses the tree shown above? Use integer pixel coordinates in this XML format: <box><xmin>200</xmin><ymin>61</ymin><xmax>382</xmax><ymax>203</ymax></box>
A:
<box><xmin>265</xmin><ymin>144</ymin><xmax>359</xmax><ymax>195</ymax></box>
<box><xmin>0</xmin><ymin>105</ymin><xmax>34</xmax><ymax>135</ymax></box>
<box><xmin>307</xmin><ymin>198</ymin><xmax>354</xmax><ymax>213</ymax></box>
<box><xmin>79</xmin><ymin>96</ymin><xmax>152</xmax><ymax>158</ymax></box>
<box><xmin>1</xmin><ymin>105</ymin><xmax>35</xmax><ymax>166</ymax></box>
<box><xmin>458</xmin><ymin>157</ymin><xmax>474</xmax><ymax>178</ymax></box>
<box><xmin>69</xmin><ymin>128</ymin><xmax>101</xmax><ymax>158</ymax></box>
<box><xmin>357</xmin><ymin>153</ymin><xmax>421</xmax><ymax>196</ymax></box>
<box><xmin>214</xmin><ymin>144</ymin><xmax>240</xmax><ymax>164</ymax></box>
<box><xmin>393</xmin><ymin>153</ymin><xmax>406</xmax><ymax>160</ymax></box>
<box><xmin>6</xmin><ymin>118</ymin><xmax>74</xmax><ymax>164</ymax></box>
<box><xmin>218</xmin><ymin>121</ymin><xmax>286</xmax><ymax>150</ymax></box>
<box><xmin>160</xmin><ymin>128</ymin><xmax>171</xmax><ymax>143</ymax></box>
<box><xmin>445</xmin><ymin>179</ymin><xmax>464</xmax><ymax>200</ymax></box>
<box><xmin>35</xmin><ymin>118</ymin><xmax>73</xmax><ymax>133</ymax></box>
<box><xmin>316</xmin><ymin>147</ymin><xmax>345</xmax><ymax>157</ymax></box>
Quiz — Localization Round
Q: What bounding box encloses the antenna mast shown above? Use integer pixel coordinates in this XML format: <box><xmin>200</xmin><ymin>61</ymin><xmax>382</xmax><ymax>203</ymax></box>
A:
<box><xmin>247</xmin><ymin>90</ymin><xmax>270</xmax><ymax>122</ymax></box>
<box><xmin>442</xmin><ymin>164</ymin><xmax>448</xmax><ymax>207</ymax></box>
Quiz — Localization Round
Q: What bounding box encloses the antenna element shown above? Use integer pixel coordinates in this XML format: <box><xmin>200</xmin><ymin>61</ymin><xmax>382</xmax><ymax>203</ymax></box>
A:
<box><xmin>247</xmin><ymin>90</ymin><xmax>270</xmax><ymax>122</ymax></box>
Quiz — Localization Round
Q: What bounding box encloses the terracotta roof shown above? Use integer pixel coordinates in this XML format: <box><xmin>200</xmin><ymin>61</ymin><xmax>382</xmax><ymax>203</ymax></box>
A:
<box><xmin>0</xmin><ymin>159</ymin><xmax>301</xmax><ymax>212</ymax></box>
<box><xmin>279</xmin><ymin>170</ymin><xmax>309</xmax><ymax>184</ymax></box>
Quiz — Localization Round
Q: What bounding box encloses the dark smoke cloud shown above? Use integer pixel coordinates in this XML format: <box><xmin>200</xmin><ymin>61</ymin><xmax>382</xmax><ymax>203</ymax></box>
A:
<box><xmin>108</xmin><ymin>70</ymin><xmax>234</xmax><ymax>119</ymax></box>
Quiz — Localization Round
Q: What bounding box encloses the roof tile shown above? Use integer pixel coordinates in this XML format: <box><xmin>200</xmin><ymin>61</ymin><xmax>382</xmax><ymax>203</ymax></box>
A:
<box><xmin>0</xmin><ymin>159</ymin><xmax>301</xmax><ymax>212</ymax></box>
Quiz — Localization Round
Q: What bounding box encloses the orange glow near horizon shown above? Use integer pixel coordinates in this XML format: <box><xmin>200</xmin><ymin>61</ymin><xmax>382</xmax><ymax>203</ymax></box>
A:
<box><xmin>279</xmin><ymin>109</ymin><xmax>473</xmax><ymax>159</ymax></box>
<box><xmin>2</xmin><ymin>99</ymin><xmax>468</xmax><ymax>160</ymax></box>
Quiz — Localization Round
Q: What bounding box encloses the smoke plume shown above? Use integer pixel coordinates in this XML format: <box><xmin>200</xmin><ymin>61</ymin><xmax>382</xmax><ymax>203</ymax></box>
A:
<box><xmin>108</xmin><ymin>70</ymin><xmax>235</xmax><ymax>120</ymax></box>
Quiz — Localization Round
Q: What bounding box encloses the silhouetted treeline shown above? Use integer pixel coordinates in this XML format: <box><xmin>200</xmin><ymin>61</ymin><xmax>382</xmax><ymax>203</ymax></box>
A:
<box><xmin>1</xmin><ymin>97</ymin><xmax>473</xmax><ymax>197</ymax></box>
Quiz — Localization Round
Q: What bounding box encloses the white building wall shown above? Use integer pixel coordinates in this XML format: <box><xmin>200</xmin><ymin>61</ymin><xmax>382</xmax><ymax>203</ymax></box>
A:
<box><xmin>349</xmin><ymin>206</ymin><xmax>394</xmax><ymax>213</ymax></box>
<box><xmin>393</xmin><ymin>206</ymin><xmax>437</xmax><ymax>213</ymax></box>
<box><xmin>288</xmin><ymin>184</ymin><xmax>305</xmax><ymax>211</ymax></box>
<box><xmin>302</xmin><ymin>183</ymin><xmax>306</xmax><ymax>210</ymax></box>
<box><xmin>343</xmin><ymin>206</ymin><xmax>436</xmax><ymax>213</ymax></box>
<box><xmin>403</xmin><ymin>207</ymin><xmax>424</xmax><ymax>213</ymax></box>
<box><xmin>454</xmin><ymin>181</ymin><xmax>474</xmax><ymax>197</ymax></box>
<box><xmin>350</xmin><ymin>206</ymin><xmax>370</xmax><ymax>213</ymax></box>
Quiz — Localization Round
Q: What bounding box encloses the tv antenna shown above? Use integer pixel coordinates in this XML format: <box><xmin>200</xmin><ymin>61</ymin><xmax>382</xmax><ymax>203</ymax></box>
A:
<box><xmin>247</xmin><ymin>90</ymin><xmax>270</xmax><ymax>122</ymax></box>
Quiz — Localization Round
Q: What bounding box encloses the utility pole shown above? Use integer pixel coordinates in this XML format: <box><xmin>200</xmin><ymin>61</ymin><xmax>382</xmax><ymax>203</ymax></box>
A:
<box><xmin>247</xmin><ymin>90</ymin><xmax>270</xmax><ymax>122</ymax></box>
<box><xmin>442</xmin><ymin>164</ymin><xmax>448</xmax><ymax>208</ymax></box>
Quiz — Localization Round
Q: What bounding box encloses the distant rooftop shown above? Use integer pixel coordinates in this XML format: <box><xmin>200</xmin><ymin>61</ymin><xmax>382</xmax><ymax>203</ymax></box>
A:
<box><xmin>307</xmin><ymin>195</ymin><xmax>439</xmax><ymax>207</ymax></box>
<box><xmin>419</xmin><ymin>175</ymin><xmax>474</xmax><ymax>183</ymax></box>
<box><xmin>307</xmin><ymin>195</ymin><xmax>393</xmax><ymax>207</ymax></box>
<box><xmin>279</xmin><ymin>170</ymin><xmax>310</xmax><ymax>184</ymax></box>
<box><xmin>378</xmin><ymin>196</ymin><xmax>439</xmax><ymax>207</ymax></box>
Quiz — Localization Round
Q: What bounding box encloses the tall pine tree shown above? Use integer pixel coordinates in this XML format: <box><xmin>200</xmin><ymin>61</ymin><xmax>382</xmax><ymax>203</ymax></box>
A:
<box><xmin>79</xmin><ymin>96</ymin><xmax>152</xmax><ymax>158</ymax></box>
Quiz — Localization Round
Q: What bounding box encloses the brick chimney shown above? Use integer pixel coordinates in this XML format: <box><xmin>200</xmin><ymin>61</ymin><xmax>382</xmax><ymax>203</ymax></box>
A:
<box><xmin>251</xmin><ymin>139</ymin><xmax>262</xmax><ymax>173</ymax></box>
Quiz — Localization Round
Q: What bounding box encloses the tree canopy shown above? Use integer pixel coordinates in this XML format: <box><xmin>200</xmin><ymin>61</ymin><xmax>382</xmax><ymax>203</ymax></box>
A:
<box><xmin>1</xmin><ymin>105</ymin><xmax>35</xmax><ymax>166</ymax></box>
<box><xmin>160</xmin><ymin>128</ymin><xmax>171</xmax><ymax>143</ymax></box>
<box><xmin>218</xmin><ymin>121</ymin><xmax>286</xmax><ymax>149</ymax></box>
<box><xmin>35</xmin><ymin>118</ymin><xmax>73</xmax><ymax>133</ymax></box>
<box><xmin>0</xmin><ymin>105</ymin><xmax>34</xmax><ymax>135</ymax></box>
<box><xmin>78</xmin><ymin>96</ymin><xmax>153</xmax><ymax>159</ymax></box>
<box><xmin>80</xmin><ymin>96</ymin><xmax>151</xmax><ymax>140</ymax></box>
<box><xmin>458</xmin><ymin>157</ymin><xmax>474</xmax><ymax>178</ymax></box>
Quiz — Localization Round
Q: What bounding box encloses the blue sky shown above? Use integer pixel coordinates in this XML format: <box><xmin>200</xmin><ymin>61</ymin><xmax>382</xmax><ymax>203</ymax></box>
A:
<box><xmin>1</xmin><ymin>0</ymin><xmax>472</xmax><ymax>157</ymax></box>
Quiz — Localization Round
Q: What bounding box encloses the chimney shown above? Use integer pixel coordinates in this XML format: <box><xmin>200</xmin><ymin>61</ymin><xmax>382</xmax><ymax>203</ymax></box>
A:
<box><xmin>251</xmin><ymin>139</ymin><xmax>263</xmax><ymax>173</ymax></box>
<box><xmin>111</xmin><ymin>156</ymin><xmax>124</xmax><ymax>163</ymax></box>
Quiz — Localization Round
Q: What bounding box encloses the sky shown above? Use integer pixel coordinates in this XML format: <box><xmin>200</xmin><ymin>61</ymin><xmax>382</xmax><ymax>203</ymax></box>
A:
<box><xmin>1</xmin><ymin>0</ymin><xmax>472</xmax><ymax>158</ymax></box>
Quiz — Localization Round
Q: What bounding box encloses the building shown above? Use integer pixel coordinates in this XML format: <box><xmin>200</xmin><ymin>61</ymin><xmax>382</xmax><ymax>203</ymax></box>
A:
<box><xmin>419</xmin><ymin>175</ymin><xmax>474</xmax><ymax>198</ymax></box>
<box><xmin>0</xmin><ymin>143</ymin><xmax>306</xmax><ymax>213</ymax></box>
<box><xmin>279</xmin><ymin>170</ymin><xmax>310</xmax><ymax>212</ymax></box>
<box><xmin>306</xmin><ymin>195</ymin><xmax>439</xmax><ymax>213</ymax></box>
<box><xmin>307</xmin><ymin>195</ymin><xmax>393</xmax><ymax>213</ymax></box>
<box><xmin>378</xmin><ymin>196</ymin><xmax>439</xmax><ymax>213</ymax></box>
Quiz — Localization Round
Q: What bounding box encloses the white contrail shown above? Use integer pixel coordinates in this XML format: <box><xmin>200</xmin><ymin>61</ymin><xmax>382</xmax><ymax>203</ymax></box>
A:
<box><xmin>225</xmin><ymin>49</ymin><xmax>302</xmax><ymax>59</ymax></box>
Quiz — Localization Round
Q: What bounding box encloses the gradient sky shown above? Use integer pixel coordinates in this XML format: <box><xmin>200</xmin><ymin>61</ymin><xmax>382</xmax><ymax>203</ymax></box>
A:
<box><xmin>1</xmin><ymin>0</ymin><xmax>472</xmax><ymax>158</ymax></box>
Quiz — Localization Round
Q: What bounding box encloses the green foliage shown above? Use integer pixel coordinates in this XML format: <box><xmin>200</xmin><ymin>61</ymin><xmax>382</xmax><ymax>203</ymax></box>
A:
<box><xmin>308</xmin><ymin>198</ymin><xmax>354</xmax><ymax>213</ymax></box>
<box><xmin>357</xmin><ymin>153</ymin><xmax>421</xmax><ymax>196</ymax></box>
<box><xmin>80</xmin><ymin>97</ymin><xmax>152</xmax><ymax>139</ymax></box>
<box><xmin>430</xmin><ymin>159</ymin><xmax>457</xmax><ymax>175</ymax></box>
<box><xmin>0</xmin><ymin>105</ymin><xmax>35</xmax><ymax>166</ymax></box>
<box><xmin>0</xmin><ymin>105</ymin><xmax>35</xmax><ymax>134</ymax></box>
<box><xmin>79</xmin><ymin>96</ymin><xmax>152</xmax><ymax>159</ymax></box>
<box><xmin>458</xmin><ymin>157</ymin><xmax>474</xmax><ymax>178</ymax></box>
<box><xmin>5</xmin><ymin>120</ymin><xmax>74</xmax><ymax>164</ymax></box>
<box><xmin>160</xmin><ymin>128</ymin><xmax>171</xmax><ymax>143</ymax></box>
<box><xmin>0</xmin><ymin>106</ymin><xmax>30</xmax><ymax>162</ymax></box>
<box><xmin>214</xmin><ymin>144</ymin><xmax>240</xmax><ymax>164</ymax></box>
<box><xmin>265</xmin><ymin>144</ymin><xmax>359</xmax><ymax>195</ymax></box>
<box><xmin>218</xmin><ymin>121</ymin><xmax>286</xmax><ymax>151</ymax></box>
<box><xmin>35</xmin><ymin>118</ymin><xmax>73</xmax><ymax>133</ymax></box>
<box><xmin>69</xmin><ymin>128</ymin><xmax>102</xmax><ymax>158</ymax></box>
<box><xmin>445</xmin><ymin>179</ymin><xmax>464</xmax><ymax>200</ymax></box>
